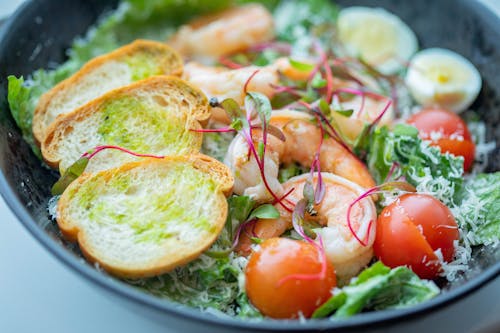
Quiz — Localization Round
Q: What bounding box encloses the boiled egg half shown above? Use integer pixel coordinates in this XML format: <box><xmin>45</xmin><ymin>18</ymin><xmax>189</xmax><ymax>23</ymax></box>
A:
<box><xmin>405</xmin><ymin>48</ymin><xmax>482</xmax><ymax>113</ymax></box>
<box><xmin>337</xmin><ymin>6</ymin><xmax>418</xmax><ymax>75</ymax></box>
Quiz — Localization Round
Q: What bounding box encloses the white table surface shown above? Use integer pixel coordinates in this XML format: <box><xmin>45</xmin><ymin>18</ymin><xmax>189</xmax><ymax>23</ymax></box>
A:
<box><xmin>1</xmin><ymin>1</ymin><xmax>499</xmax><ymax>333</ymax></box>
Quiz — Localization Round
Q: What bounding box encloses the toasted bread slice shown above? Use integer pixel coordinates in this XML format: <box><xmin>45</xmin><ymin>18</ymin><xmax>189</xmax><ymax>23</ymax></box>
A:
<box><xmin>33</xmin><ymin>39</ymin><xmax>183</xmax><ymax>144</ymax></box>
<box><xmin>42</xmin><ymin>76</ymin><xmax>209</xmax><ymax>174</ymax></box>
<box><xmin>56</xmin><ymin>154</ymin><xmax>234</xmax><ymax>278</ymax></box>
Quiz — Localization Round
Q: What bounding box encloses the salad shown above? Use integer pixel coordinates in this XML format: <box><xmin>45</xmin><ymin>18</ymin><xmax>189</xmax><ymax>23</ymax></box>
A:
<box><xmin>7</xmin><ymin>0</ymin><xmax>499</xmax><ymax>321</ymax></box>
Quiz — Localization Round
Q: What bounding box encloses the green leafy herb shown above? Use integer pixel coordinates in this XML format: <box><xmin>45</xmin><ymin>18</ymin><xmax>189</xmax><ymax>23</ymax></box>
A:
<box><xmin>278</xmin><ymin>163</ymin><xmax>307</xmax><ymax>183</ymax></box>
<box><xmin>312</xmin><ymin>262</ymin><xmax>439</xmax><ymax>318</ymax></box>
<box><xmin>222</xmin><ymin>98</ymin><xmax>246</xmax><ymax>121</ymax></box>
<box><xmin>311</xmin><ymin>73</ymin><xmax>327</xmax><ymax>89</ymax></box>
<box><xmin>367</xmin><ymin>126</ymin><xmax>464</xmax><ymax>205</ymax></box>
<box><xmin>392</xmin><ymin>123</ymin><xmax>419</xmax><ymax>137</ymax></box>
<box><xmin>245</xmin><ymin>91</ymin><xmax>273</xmax><ymax>125</ymax></box>
<box><xmin>248</xmin><ymin>204</ymin><xmax>280</xmax><ymax>220</ymax></box>
<box><xmin>289</xmin><ymin>58</ymin><xmax>315</xmax><ymax>71</ymax></box>
<box><xmin>208</xmin><ymin>195</ymin><xmax>280</xmax><ymax>257</ymax></box>
<box><xmin>51</xmin><ymin>157</ymin><xmax>89</xmax><ymax>195</ymax></box>
<box><xmin>334</xmin><ymin>109</ymin><xmax>354</xmax><ymax>117</ymax></box>
<box><xmin>227</xmin><ymin>195</ymin><xmax>255</xmax><ymax>236</ymax></box>
<box><xmin>251</xmin><ymin>49</ymin><xmax>283</xmax><ymax>66</ymax></box>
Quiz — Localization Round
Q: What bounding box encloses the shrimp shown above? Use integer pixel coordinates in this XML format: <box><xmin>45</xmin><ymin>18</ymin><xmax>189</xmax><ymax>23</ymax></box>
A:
<box><xmin>225</xmin><ymin>132</ymin><xmax>284</xmax><ymax>202</ymax></box>
<box><xmin>167</xmin><ymin>3</ymin><xmax>275</xmax><ymax>63</ymax></box>
<box><xmin>224</xmin><ymin>110</ymin><xmax>376</xmax><ymax>201</ymax></box>
<box><xmin>331</xmin><ymin>92</ymin><xmax>394</xmax><ymax>141</ymax></box>
<box><xmin>274</xmin><ymin>57</ymin><xmax>395</xmax><ymax>140</ymax></box>
<box><xmin>237</xmin><ymin>173</ymin><xmax>377</xmax><ymax>283</ymax></box>
<box><xmin>183</xmin><ymin>62</ymin><xmax>279</xmax><ymax>106</ymax></box>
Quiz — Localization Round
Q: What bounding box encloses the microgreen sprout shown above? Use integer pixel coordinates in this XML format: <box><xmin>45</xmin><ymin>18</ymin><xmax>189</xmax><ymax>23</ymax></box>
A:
<box><xmin>206</xmin><ymin>199</ymin><xmax>280</xmax><ymax>258</ymax></box>
<box><xmin>218</xmin><ymin>56</ymin><xmax>245</xmax><ymax>69</ymax></box>
<box><xmin>243</xmin><ymin>70</ymin><xmax>261</xmax><ymax>95</ymax></box>
<box><xmin>277</xmin><ymin>198</ymin><xmax>328</xmax><ymax>286</ymax></box>
<box><xmin>81</xmin><ymin>145</ymin><xmax>165</xmax><ymax>160</ymax></box>
<box><xmin>51</xmin><ymin>145</ymin><xmax>165</xmax><ymax>195</ymax></box>
<box><xmin>298</xmin><ymin>100</ymin><xmax>353</xmax><ymax>155</ymax></box>
<box><xmin>191</xmin><ymin>83</ymin><xmax>291</xmax><ymax>212</ymax></box>
<box><xmin>347</xmin><ymin>181</ymin><xmax>417</xmax><ymax>246</ymax></box>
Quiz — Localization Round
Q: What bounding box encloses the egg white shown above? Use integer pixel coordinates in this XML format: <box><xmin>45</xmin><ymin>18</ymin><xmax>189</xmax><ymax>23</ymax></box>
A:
<box><xmin>405</xmin><ymin>48</ymin><xmax>482</xmax><ymax>113</ymax></box>
<box><xmin>337</xmin><ymin>6</ymin><xmax>418</xmax><ymax>75</ymax></box>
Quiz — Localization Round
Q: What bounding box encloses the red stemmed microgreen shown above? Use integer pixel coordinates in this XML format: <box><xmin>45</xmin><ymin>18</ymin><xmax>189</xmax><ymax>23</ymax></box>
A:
<box><xmin>272</xmin><ymin>186</ymin><xmax>296</xmax><ymax>208</ymax></box>
<box><xmin>249</xmin><ymin>41</ymin><xmax>292</xmax><ymax>54</ymax></box>
<box><xmin>51</xmin><ymin>145</ymin><xmax>165</xmax><ymax>195</ymax></box>
<box><xmin>81</xmin><ymin>145</ymin><xmax>165</xmax><ymax>160</ymax></box>
<box><xmin>278</xmin><ymin>128</ymin><xmax>328</xmax><ymax>286</ymax></box>
<box><xmin>298</xmin><ymin>100</ymin><xmax>354</xmax><ymax>155</ymax></box>
<box><xmin>243</xmin><ymin>70</ymin><xmax>261</xmax><ymax>96</ymax></box>
<box><xmin>218</xmin><ymin>56</ymin><xmax>245</xmax><ymax>69</ymax></box>
<box><xmin>303</xmin><ymin>112</ymin><xmax>326</xmax><ymax>208</ymax></box>
<box><xmin>205</xmin><ymin>198</ymin><xmax>281</xmax><ymax>258</ymax></box>
<box><xmin>384</xmin><ymin>162</ymin><xmax>402</xmax><ymax>183</ymax></box>
<box><xmin>269</xmin><ymin>83</ymin><xmax>304</xmax><ymax>97</ymax></box>
<box><xmin>347</xmin><ymin>181</ymin><xmax>417</xmax><ymax>246</ymax></box>
<box><xmin>190</xmin><ymin>72</ymin><xmax>292</xmax><ymax>212</ymax></box>
<box><xmin>277</xmin><ymin>197</ymin><xmax>328</xmax><ymax>286</ymax></box>
<box><xmin>241</xmin><ymin>91</ymin><xmax>293</xmax><ymax>212</ymax></box>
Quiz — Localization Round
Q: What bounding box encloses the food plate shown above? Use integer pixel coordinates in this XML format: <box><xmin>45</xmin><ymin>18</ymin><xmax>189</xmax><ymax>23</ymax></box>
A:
<box><xmin>0</xmin><ymin>0</ymin><xmax>498</xmax><ymax>331</ymax></box>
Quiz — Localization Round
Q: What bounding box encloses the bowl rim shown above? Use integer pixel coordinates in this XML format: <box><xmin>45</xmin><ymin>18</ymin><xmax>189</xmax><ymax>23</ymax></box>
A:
<box><xmin>0</xmin><ymin>0</ymin><xmax>499</xmax><ymax>331</ymax></box>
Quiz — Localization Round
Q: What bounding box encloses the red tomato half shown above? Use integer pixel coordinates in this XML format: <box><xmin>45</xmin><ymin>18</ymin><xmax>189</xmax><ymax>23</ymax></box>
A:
<box><xmin>407</xmin><ymin>108</ymin><xmax>475</xmax><ymax>171</ymax></box>
<box><xmin>373</xmin><ymin>193</ymin><xmax>459</xmax><ymax>279</ymax></box>
<box><xmin>245</xmin><ymin>238</ymin><xmax>336</xmax><ymax>319</ymax></box>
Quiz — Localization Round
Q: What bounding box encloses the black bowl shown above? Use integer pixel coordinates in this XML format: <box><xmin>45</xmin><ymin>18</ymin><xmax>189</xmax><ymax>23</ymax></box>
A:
<box><xmin>0</xmin><ymin>0</ymin><xmax>499</xmax><ymax>332</ymax></box>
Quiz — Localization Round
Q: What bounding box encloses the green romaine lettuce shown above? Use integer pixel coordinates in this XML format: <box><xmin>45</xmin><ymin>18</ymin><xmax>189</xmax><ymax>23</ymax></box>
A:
<box><xmin>274</xmin><ymin>0</ymin><xmax>339</xmax><ymax>42</ymax></box>
<box><xmin>312</xmin><ymin>262</ymin><xmax>439</xmax><ymax>318</ymax></box>
<box><xmin>129</xmin><ymin>254</ymin><xmax>257</xmax><ymax>316</ymax></box>
<box><xmin>456</xmin><ymin>172</ymin><xmax>500</xmax><ymax>246</ymax></box>
<box><xmin>367</xmin><ymin>124</ymin><xmax>464</xmax><ymax>206</ymax></box>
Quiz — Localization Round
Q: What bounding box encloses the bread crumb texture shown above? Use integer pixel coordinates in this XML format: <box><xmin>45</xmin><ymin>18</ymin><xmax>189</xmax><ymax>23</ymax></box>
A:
<box><xmin>60</xmin><ymin>157</ymin><xmax>229</xmax><ymax>276</ymax></box>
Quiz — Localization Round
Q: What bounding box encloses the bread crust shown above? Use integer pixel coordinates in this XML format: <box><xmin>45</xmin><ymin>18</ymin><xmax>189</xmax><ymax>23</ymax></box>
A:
<box><xmin>41</xmin><ymin>75</ymin><xmax>210</xmax><ymax>172</ymax></box>
<box><xmin>33</xmin><ymin>39</ymin><xmax>183</xmax><ymax>145</ymax></box>
<box><xmin>56</xmin><ymin>154</ymin><xmax>234</xmax><ymax>278</ymax></box>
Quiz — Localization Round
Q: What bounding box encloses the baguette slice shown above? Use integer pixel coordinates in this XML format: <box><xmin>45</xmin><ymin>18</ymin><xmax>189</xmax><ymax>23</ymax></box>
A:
<box><xmin>42</xmin><ymin>76</ymin><xmax>209</xmax><ymax>174</ymax></box>
<box><xmin>57</xmin><ymin>154</ymin><xmax>234</xmax><ymax>278</ymax></box>
<box><xmin>33</xmin><ymin>39</ymin><xmax>183</xmax><ymax>144</ymax></box>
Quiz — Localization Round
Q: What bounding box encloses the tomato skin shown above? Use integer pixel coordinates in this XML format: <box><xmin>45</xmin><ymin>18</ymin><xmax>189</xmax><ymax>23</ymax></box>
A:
<box><xmin>245</xmin><ymin>238</ymin><xmax>336</xmax><ymax>319</ymax></box>
<box><xmin>407</xmin><ymin>108</ymin><xmax>475</xmax><ymax>171</ymax></box>
<box><xmin>374</xmin><ymin>194</ymin><xmax>459</xmax><ymax>279</ymax></box>
<box><xmin>434</xmin><ymin>138</ymin><xmax>475</xmax><ymax>172</ymax></box>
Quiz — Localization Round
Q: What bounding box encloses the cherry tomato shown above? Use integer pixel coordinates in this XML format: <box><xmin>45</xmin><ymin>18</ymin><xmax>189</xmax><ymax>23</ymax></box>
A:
<box><xmin>373</xmin><ymin>193</ymin><xmax>459</xmax><ymax>279</ymax></box>
<box><xmin>407</xmin><ymin>108</ymin><xmax>475</xmax><ymax>171</ymax></box>
<box><xmin>245</xmin><ymin>238</ymin><xmax>336</xmax><ymax>319</ymax></box>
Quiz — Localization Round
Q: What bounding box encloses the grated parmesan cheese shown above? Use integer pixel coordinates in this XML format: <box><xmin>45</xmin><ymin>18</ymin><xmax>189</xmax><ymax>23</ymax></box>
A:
<box><xmin>401</xmin><ymin>126</ymin><xmax>495</xmax><ymax>281</ymax></box>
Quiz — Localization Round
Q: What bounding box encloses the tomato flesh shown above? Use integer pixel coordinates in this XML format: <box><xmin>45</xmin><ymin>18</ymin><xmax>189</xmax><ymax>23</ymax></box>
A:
<box><xmin>374</xmin><ymin>193</ymin><xmax>459</xmax><ymax>279</ymax></box>
<box><xmin>407</xmin><ymin>108</ymin><xmax>475</xmax><ymax>171</ymax></box>
<box><xmin>245</xmin><ymin>238</ymin><xmax>336</xmax><ymax>319</ymax></box>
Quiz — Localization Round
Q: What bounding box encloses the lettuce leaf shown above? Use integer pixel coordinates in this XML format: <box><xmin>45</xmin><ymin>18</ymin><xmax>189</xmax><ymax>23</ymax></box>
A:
<box><xmin>457</xmin><ymin>172</ymin><xmax>500</xmax><ymax>245</ymax></box>
<box><xmin>367</xmin><ymin>124</ymin><xmax>464</xmax><ymax>206</ymax></box>
<box><xmin>274</xmin><ymin>0</ymin><xmax>339</xmax><ymax>42</ymax></box>
<box><xmin>312</xmin><ymin>262</ymin><xmax>440</xmax><ymax>318</ymax></box>
<box><xmin>130</xmin><ymin>255</ymin><xmax>245</xmax><ymax>314</ymax></box>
